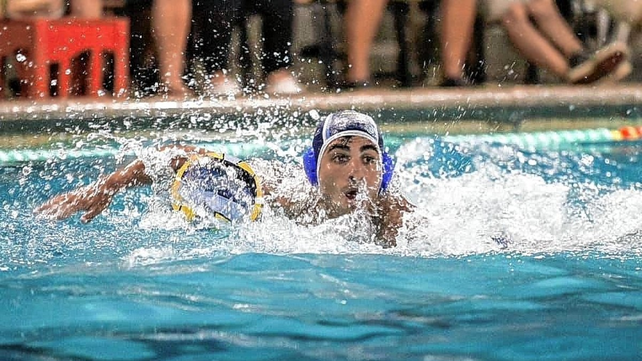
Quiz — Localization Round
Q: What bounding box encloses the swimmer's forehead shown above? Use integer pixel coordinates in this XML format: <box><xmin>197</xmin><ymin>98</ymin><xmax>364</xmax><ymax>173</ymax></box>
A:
<box><xmin>325</xmin><ymin>136</ymin><xmax>380</xmax><ymax>152</ymax></box>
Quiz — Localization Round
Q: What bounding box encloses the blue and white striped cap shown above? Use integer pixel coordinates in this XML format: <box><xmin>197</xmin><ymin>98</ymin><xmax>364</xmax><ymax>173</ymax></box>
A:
<box><xmin>303</xmin><ymin>110</ymin><xmax>395</xmax><ymax>192</ymax></box>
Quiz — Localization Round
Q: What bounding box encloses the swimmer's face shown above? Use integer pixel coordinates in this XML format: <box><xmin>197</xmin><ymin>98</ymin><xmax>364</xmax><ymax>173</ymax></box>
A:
<box><xmin>317</xmin><ymin>136</ymin><xmax>382</xmax><ymax>217</ymax></box>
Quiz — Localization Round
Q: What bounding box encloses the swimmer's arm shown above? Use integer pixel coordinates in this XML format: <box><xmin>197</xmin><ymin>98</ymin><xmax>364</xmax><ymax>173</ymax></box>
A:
<box><xmin>376</xmin><ymin>194</ymin><xmax>414</xmax><ymax>248</ymax></box>
<box><xmin>260</xmin><ymin>177</ymin><xmax>318</xmax><ymax>220</ymax></box>
<box><xmin>35</xmin><ymin>144</ymin><xmax>209</xmax><ymax>222</ymax></box>
<box><xmin>260</xmin><ymin>180</ymin><xmax>299</xmax><ymax>216</ymax></box>
<box><xmin>35</xmin><ymin>159</ymin><xmax>153</xmax><ymax>223</ymax></box>
<box><xmin>157</xmin><ymin>144</ymin><xmax>208</xmax><ymax>172</ymax></box>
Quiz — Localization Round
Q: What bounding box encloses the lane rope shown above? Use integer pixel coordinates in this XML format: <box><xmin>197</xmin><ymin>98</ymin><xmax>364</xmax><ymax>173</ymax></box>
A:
<box><xmin>1</xmin><ymin>126</ymin><xmax>641</xmax><ymax>165</ymax></box>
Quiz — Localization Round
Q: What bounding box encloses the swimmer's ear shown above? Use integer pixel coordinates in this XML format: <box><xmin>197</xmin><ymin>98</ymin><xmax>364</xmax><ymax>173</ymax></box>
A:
<box><xmin>302</xmin><ymin>148</ymin><xmax>318</xmax><ymax>186</ymax></box>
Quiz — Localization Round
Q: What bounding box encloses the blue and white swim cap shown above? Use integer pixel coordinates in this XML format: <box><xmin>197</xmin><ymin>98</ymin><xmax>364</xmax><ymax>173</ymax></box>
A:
<box><xmin>171</xmin><ymin>152</ymin><xmax>263</xmax><ymax>224</ymax></box>
<box><xmin>303</xmin><ymin>110</ymin><xmax>394</xmax><ymax>192</ymax></box>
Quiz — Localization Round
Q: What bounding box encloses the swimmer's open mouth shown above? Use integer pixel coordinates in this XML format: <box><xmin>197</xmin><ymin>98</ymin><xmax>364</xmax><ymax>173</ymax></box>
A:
<box><xmin>344</xmin><ymin>189</ymin><xmax>358</xmax><ymax>200</ymax></box>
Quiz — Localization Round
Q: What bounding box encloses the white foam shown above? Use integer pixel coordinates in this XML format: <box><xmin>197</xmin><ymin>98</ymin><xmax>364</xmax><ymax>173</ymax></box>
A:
<box><xmin>48</xmin><ymin>136</ymin><xmax>642</xmax><ymax>262</ymax></box>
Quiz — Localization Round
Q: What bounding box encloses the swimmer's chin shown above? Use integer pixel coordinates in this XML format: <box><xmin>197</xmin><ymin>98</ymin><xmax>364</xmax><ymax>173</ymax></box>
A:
<box><xmin>336</xmin><ymin>198</ymin><xmax>375</xmax><ymax>217</ymax></box>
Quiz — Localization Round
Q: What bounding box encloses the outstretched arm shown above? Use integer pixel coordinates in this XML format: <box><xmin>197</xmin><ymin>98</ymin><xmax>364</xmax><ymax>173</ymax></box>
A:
<box><xmin>35</xmin><ymin>144</ymin><xmax>208</xmax><ymax>222</ymax></box>
<box><xmin>35</xmin><ymin>159</ymin><xmax>153</xmax><ymax>223</ymax></box>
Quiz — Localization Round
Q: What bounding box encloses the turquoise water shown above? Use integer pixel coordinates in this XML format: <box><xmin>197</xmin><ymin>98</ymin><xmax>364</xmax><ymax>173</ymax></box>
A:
<box><xmin>2</xmin><ymin>132</ymin><xmax>642</xmax><ymax>360</ymax></box>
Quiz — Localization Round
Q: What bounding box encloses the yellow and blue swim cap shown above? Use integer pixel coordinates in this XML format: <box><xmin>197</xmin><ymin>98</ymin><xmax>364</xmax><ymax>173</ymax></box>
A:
<box><xmin>171</xmin><ymin>152</ymin><xmax>263</xmax><ymax>224</ymax></box>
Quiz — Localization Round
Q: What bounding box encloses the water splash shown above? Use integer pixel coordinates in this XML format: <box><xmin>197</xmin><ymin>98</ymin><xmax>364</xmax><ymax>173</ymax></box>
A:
<box><xmin>394</xmin><ymin>138</ymin><xmax>642</xmax><ymax>256</ymax></box>
<box><xmin>4</xmin><ymin>133</ymin><xmax>642</xmax><ymax>275</ymax></box>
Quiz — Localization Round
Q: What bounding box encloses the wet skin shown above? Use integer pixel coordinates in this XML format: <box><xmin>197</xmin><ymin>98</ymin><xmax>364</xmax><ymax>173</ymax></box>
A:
<box><xmin>35</xmin><ymin>143</ymin><xmax>411</xmax><ymax>247</ymax></box>
<box><xmin>317</xmin><ymin>136</ymin><xmax>382</xmax><ymax>218</ymax></box>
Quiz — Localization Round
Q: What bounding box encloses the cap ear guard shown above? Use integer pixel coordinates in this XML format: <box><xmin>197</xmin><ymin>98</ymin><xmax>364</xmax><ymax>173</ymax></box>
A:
<box><xmin>381</xmin><ymin>151</ymin><xmax>394</xmax><ymax>192</ymax></box>
<box><xmin>303</xmin><ymin>147</ymin><xmax>318</xmax><ymax>186</ymax></box>
<box><xmin>302</xmin><ymin>147</ymin><xmax>395</xmax><ymax>193</ymax></box>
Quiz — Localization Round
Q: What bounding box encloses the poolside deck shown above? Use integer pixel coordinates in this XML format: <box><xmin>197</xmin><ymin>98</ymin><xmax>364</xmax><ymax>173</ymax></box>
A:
<box><xmin>0</xmin><ymin>84</ymin><xmax>641</xmax><ymax>143</ymax></box>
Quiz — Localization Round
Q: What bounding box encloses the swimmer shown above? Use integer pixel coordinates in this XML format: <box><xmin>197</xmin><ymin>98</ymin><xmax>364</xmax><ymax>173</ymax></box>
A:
<box><xmin>35</xmin><ymin>110</ymin><xmax>412</xmax><ymax>247</ymax></box>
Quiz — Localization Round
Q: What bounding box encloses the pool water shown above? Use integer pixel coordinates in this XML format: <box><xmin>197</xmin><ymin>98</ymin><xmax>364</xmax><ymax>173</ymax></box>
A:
<box><xmin>1</xmin><ymin>132</ymin><xmax>642</xmax><ymax>360</ymax></box>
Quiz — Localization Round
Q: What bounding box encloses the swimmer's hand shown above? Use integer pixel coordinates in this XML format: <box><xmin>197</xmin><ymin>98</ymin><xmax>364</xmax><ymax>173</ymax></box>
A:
<box><xmin>35</xmin><ymin>180</ymin><xmax>120</xmax><ymax>222</ymax></box>
<box><xmin>35</xmin><ymin>160</ymin><xmax>152</xmax><ymax>223</ymax></box>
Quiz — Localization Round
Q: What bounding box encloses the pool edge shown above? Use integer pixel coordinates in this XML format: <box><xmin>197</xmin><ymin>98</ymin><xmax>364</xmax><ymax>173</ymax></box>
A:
<box><xmin>0</xmin><ymin>84</ymin><xmax>640</xmax><ymax>134</ymax></box>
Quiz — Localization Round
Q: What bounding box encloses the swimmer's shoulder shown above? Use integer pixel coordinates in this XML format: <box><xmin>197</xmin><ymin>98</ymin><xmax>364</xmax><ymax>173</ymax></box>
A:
<box><xmin>379</xmin><ymin>187</ymin><xmax>414</xmax><ymax>213</ymax></box>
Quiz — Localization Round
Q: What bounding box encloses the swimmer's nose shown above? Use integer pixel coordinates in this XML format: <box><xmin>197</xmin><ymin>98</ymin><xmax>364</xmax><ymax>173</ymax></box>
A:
<box><xmin>348</xmin><ymin>159</ymin><xmax>366</xmax><ymax>181</ymax></box>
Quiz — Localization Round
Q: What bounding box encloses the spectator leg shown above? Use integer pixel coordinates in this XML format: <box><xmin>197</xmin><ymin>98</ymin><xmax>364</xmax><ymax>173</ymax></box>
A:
<box><xmin>69</xmin><ymin>0</ymin><xmax>103</xmax><ymax>18</ymax></box>
<box><xmin>256</xmin><ymin>0</ymin><xmax>294</xmax><ymax>75</ymax></box>
<box><xmin>343</xmin><ymin>0</ymin><xmax>388</xmax><ymax>84</ymax></box>
<box><xmin>527</xmin><ymin>0</ymin><xmax>583</xmax><ymax>58</ymax></box>
<box><xmin>151</xmin><ymin>0</ymin><xmax>191</xmax><ymax>95</ymax></box>
<box><xmin>502</xmin><ymin>2</ymin><xmax>569</xmax><ymax>78</ymax></box>
<box><xmin>192</xmin><ymin>0</ymin><xmax>241</xmax><ymax>85</ymax></box>
<box><xmin>440</xmin><ymin>0</ymin><xmax>477</xmax><ymax>82</ymax></box>
<box><xmin>417</xmin><ymin>0</ymin><xmax>439</xmax><ymax>79</ymax></box>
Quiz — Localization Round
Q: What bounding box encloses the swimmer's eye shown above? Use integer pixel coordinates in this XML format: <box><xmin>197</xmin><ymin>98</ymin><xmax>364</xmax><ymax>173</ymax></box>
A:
<box><xmin>331</xmin><ymin>153</ymin><xmax>350</xmax><ymax>164</ymax></box>
<box><xmin>362</xmin><ymin>155</ymin><xmax>378</xmax><ymax>165</ymax></box>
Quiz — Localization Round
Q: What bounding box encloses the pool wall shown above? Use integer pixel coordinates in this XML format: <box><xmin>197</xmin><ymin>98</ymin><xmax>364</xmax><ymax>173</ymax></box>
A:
<box><xmin>1</xmin><ymin>85</ymin><xmax>641</xmax><ymax>133</ymax></box>
<box><xmin>0</xmin><ymin>85</ymin><xmax>641</xmax><ymax>163</ymax></box>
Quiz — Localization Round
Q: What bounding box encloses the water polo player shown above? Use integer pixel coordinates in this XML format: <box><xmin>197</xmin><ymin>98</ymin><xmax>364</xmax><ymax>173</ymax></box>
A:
<box><xmin>35</xmin><ymin>110</ymin><xmax>412</xmax><ymax>247</ymax></box>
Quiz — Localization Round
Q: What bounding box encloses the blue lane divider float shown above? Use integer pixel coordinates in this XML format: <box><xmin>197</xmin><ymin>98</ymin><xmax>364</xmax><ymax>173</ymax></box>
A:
<box><xmin>0</xmin><ymin>127</ymin><xmax>638</xmax><ymax>165</ymax></box>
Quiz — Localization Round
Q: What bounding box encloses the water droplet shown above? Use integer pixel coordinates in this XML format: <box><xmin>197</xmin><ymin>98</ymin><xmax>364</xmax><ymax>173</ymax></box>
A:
<box><xmin>309</xmin><ymin>109</ymin><xmax>320</xmax><ymax>120</ymax></box>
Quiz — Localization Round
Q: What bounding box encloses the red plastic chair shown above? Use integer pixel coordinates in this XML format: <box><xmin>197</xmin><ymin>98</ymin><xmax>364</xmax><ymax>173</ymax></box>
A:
<box><xmin>0</xmin><ymin>17</ymin><xmax>129</xmax><ymax>99</ymax></box>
